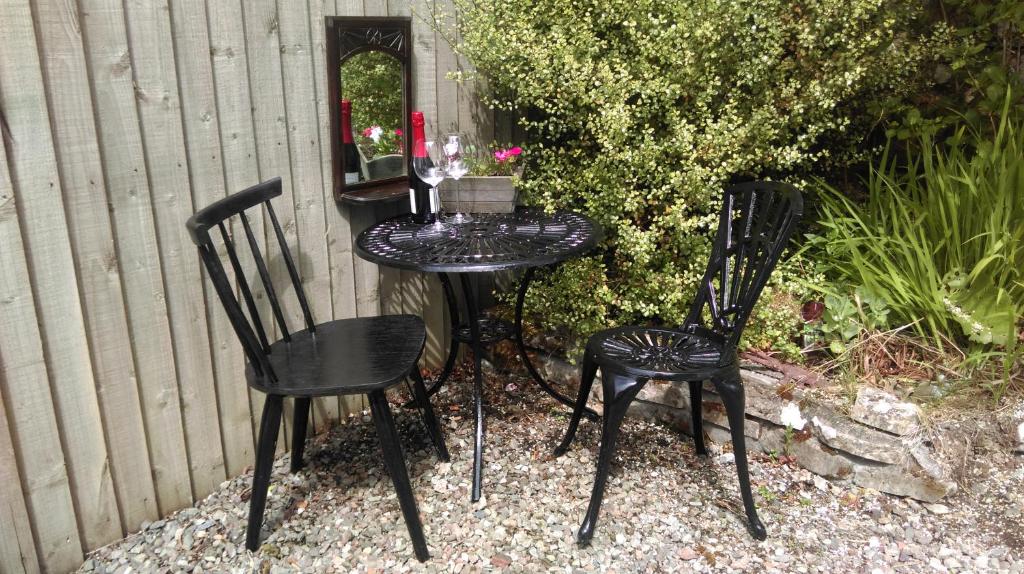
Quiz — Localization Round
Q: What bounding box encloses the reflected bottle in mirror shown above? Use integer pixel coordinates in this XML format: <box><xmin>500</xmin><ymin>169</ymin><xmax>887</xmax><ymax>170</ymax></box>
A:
<box><xmin>341</xmin><ymin>99</ymin><xmax>362</xmax><ymax>185</ymax></box>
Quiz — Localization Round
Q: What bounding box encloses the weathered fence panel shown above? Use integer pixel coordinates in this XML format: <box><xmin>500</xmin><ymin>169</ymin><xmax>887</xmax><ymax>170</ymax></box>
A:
<box><xmin>0</xmin><ymin>0</ymin><xmax>493</xmax><ymax>570</ymax></box>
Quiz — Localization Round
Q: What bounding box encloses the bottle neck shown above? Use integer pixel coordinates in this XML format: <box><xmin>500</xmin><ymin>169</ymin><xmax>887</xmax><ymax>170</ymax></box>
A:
<box><xmin>411</xmin><ymin>112</ymin><xmax>426</xmax><ymax>158</ymax></box>
<box><xmin>341</xmin><ymin>101</ymin><xmax>354</xmax><ymax>144</ymax></box>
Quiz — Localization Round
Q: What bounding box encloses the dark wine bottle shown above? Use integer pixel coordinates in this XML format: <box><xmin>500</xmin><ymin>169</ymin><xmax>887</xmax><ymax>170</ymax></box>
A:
<box><xmin>409</xmin><ymin>111</ymin><xmax>435</xmax><ymax>223</ymax></box>
<box><xmin>341</xmin><ymin>99</ymin><xmax>361</xmax><ymax>185</ymax></box>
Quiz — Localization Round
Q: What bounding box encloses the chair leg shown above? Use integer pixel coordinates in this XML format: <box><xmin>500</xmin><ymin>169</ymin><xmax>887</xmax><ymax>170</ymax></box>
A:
<box><xmin>290</xmin><ymin>397</ymin><xmax>311</xmax><ymax>473</ymax></box>
<box><xmin>577</xmin><ymin>372</ymin><xmax>646</xmax><ymax>546</ymax></box>
<box><xmin>713</xmin><ymin>372</ymin><xmax>767</xmax><ymax>541</ymax></box>
<box><xmin>410</xmin><ymin>367</ymin><xmax>450</xmax><ymax>462</ymax></box>
<box><xmin>554</xmin><ymin>346</ymin><xmax>599</xmax><ymax>456</ymax></box>
<box><xmin>246</xmin><ymin>394</ymin><xmax>283</xmax><ymax>551</ymax></box>
<box><xmin>368</xmin><ymin>390</ymin><xmax>430</xmax><ymax>562</ymax></box>
<box><xmin>687</xmin><ymin>380</ymin><xmax>708</xmax><ymax>456</ymax></box>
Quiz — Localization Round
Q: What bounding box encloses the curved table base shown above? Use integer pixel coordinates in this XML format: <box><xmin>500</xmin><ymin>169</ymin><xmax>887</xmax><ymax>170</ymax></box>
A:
<box><xmin>405</xmin><ymin>268</ymin><xmax>599</xmax><ymax>502</ymax></box>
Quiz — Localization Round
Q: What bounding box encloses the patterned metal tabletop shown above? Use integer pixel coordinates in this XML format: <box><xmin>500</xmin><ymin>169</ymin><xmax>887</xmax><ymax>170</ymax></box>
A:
<box><xmin>355</xmin><ymin>210</ymin><xmax>601</xmax><ymax>272</ymax></box>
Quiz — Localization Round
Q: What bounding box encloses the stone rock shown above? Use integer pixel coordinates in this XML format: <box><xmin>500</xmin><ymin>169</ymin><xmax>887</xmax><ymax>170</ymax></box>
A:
<box><xmin>785</xmin><ymin>432</ymin><xmax>855</xmax><ymax>479</ymax></box>
<box><xmin>637</xmin><ymin>379</ymin><xmax>689</xmax><ymax>410</ymax></box>
<box><xmin>852</xmin><ymin>460</ymin><xmax>956</xmax><ymax>503</ymax></box>
<box><xmin>806</xmin><ymin>403</ymin><xmax>908</xmax><ymax>464</ymax></box>
<box><xmin>850</xmin><ymin>387</ymin><xmax>922</xmax><ymax>436</ymax></box>
<box><xmin>704</xmin><ymin>369</ymin><xmax>803</xmax><ymax>426</ymax></box>
<box><xmin>628</xmin><ymin>400</ymin><xmax>693</xmax><ymax>435</ymax></box>
<box><xmin>701</xmin><ymin>393</ymin><xmax>762</xmax><ymax>439</ymax></box>
<box><xmin>1015</xmin><ymin>421</ymin><xmax>1024</xmax><ymax>454</ymax></box>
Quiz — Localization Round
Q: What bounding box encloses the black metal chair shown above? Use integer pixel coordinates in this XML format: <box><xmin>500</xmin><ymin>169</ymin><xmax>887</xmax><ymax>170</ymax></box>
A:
<box><xmin>554</xmin><ymin>181</ymin><xmax>803</xmax><ymax>545</ymax></box>
<box><xmin>186</xmin><ymin>177</ymin><xmax>448</xmax><ymax>562</ymax></box>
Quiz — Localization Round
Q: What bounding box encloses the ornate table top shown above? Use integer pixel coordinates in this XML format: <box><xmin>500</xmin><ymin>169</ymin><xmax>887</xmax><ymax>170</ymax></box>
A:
<box><xmin>355</xmin><ymin>210</ymin><xmax>602</xmax><ymax>273</ymax></box>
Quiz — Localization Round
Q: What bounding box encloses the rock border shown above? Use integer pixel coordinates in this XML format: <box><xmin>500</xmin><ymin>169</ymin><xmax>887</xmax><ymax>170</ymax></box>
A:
<box><xmin>526</xmin><ymin>350</ymin><xmax>958</xmax><ymax>503</ymax></box>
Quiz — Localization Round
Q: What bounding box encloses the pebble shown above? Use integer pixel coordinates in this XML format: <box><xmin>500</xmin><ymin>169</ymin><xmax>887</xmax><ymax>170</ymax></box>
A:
<box><xmin>78</xmin><ymin>367</ymin><xmax>1024</xmax><ymax>574</ymax></box>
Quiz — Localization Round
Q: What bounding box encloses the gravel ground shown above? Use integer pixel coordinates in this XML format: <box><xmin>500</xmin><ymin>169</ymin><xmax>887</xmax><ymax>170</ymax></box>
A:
<box><xmin>82</xmin><ymin>364</ymin><xmax>1023</xmax><ymax>573</ymax></box>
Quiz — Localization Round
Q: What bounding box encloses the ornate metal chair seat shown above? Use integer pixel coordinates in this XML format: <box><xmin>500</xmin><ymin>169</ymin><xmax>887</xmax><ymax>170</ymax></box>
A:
<box><xmin>590</xmin><ymin>326</ymin><xmax>727</xmax><ymax>381</ymax></box>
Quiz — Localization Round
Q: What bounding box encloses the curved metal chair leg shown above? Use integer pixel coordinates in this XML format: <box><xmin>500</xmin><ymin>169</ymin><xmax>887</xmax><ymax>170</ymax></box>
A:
<box><xmin>554</xmin><ymin>346</ymin><xmax>599</xmax><ymax>456</ymax></box>
<box><xmin>246</xmin><ymin>394</ymin><xmax>283</xmax><ymax>551</ymax></box>
<box><xmin>368</xmin><ymin>390</ymin><xmax>430</xmax><ymax>562</ymax></box>
<box><xmin>409</xmin><ymin>367</ymin><xmax>450</xmax><ymax>461</ymax></box>
<box><xmin>577</xmin><ymin>372</ymin><xmax>647</xmax><ymax>546</ymax></box>
<box><xmin>687</xmin><ymin>380</ymin><xmax>708</xmax><ymax>456</ymax></box>
<box><xmin>290</xmin><ymin>397</ymin><xmax>311</xmax><ymax>473</ymax></box>
<box><xmin>513</xmin><ymin>267</ymin><xmax>599</xmax><ymax>419</ymax></box>
<box><xmin>713</xmin><ymin>371</ymin><xmax>767</xmax><ymax>541</ymax></box>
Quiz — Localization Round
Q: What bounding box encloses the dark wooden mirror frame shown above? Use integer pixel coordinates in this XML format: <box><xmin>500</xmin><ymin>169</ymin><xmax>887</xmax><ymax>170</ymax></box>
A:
<box><xmin>326</xmin><ymin>16</ymin><xmax>413</xmax><ymax>205</ymax></box>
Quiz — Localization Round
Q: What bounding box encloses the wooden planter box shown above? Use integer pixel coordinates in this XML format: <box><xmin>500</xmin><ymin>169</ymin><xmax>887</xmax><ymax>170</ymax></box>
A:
<box><xmin>440</xmin><ymin>175</ymin><xmax>518</xmax><ymax>213</ymax></box>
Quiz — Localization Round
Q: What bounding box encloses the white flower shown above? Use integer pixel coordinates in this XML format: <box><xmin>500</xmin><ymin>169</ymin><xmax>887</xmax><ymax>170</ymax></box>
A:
<box><xmin>780</xmin><ymin>402</ymin><xmax>806</xmax><ymax>430</ymax></box>
<box><xmin>368</xmin><ymin>126</ymin><xmax>383</xmax><ymax>142</ymax></box>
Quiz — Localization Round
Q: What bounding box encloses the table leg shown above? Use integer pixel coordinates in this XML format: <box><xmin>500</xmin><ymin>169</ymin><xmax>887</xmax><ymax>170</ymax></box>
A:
<box><xmin>403</xmin><ymin>272</ymin><xmax>461</xmax><ymax>409</ymax></box>
<box><xmin>460</xmin><ymin>273</ymin><xmax>486</xmax><ymax>502</ymax></box>
<box><xmin>514</xmin><ymin>267</ymin><xmax>599</xmax><ymax>421</ymax></box>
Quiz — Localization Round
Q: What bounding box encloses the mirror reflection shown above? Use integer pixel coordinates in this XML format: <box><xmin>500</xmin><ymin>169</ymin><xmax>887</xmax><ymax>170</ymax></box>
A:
<box><xmin>340</xmin><ymin>51</ymin><xmax>406</xmax><ymax>183</ymax></box>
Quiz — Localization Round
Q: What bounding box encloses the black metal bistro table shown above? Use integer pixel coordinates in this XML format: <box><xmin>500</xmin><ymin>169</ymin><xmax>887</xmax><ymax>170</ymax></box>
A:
<box><xmin>355</xmin><ymin>209</ymin><xmax>602</xmax><ymax>501</ymax></box>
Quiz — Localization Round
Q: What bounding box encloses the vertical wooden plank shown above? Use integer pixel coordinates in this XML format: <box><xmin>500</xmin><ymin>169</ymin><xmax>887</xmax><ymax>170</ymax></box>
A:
<box><xmin>336</xmin><ymin>0</ymin><xmax>371</xmax><ymax>413</ymax></box>
<box><xmin>75</xmin><ymin>0</ymin><xmax>193</xmax><ymax>532</ymax></box>
<box><xmin>278</xmin><ymin>0</ymin><xmax>339</xmax><ymax>432</ymax></box>
<box><xmin>33</xmin><ymin>0</ymin><xmax>158</xmax><ymax>532</ymax></box>
<box><xmin>311</xmin><ymin>0</ymin><xmax>360</xmax><ymax>418</ymax></box>
<box><xmin>0</xmin><ymin>0</ymin><xmax>119</xmax><ymax>560</ymax></box>
<box><xmin>0</xmin><ymin>134</ymin><xmax>62</xmax><ymax>574</ymax></box>
<box><xmin>121</xmin><ymin>0</ymin><xmax>206</xmax><ymax>515</ymax></box>
<box><xmin>455</xmin><ymin>33</ymin><xmax>494</xmax><ymax>146</ymax></box>
<box><xmin>377</xmin><ymin>203</ymin><xmax>404</xmax><ymax>316</ymax></box>
<box><xmin>0</xmin><ymin>385</ymin><xmax>40</xmax><ymax>574</ymax></box>
<box><xmin>363</xmin><ymin>0</ymin><xmax>387</xmax><ymax>17</ymax></box>
<box><xmin>206</xmin><ymin>0</ymin><xmax>261</xmax><ymax>474</ymax></box>
<box><xmin>166</xmin><ymin>0</ymin><xmax>233</xmax><ymax>493</ymax></box>
<box><xmin>242</xmin><ymin>0</ymin><xmax>301</xmax><ymax>449</ymax></box>
<box><xmin>423</xmin><ymin>0</ymin><xmax>456</xmax><ymax>366</ymax></box>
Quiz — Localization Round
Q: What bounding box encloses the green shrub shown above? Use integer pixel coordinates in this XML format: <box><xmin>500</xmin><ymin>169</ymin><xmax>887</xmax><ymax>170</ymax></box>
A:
<box><xmin>340</xmin><ymin>51</ymin><xmax>403</xmax><ymax>135</ymax></box>
<box><xmin>441</xmin><ymin>0</ymin><xmax>944</xmax><ymax>351</ymax></box>
<box><xmin>878</xmin><ymin>0</ymin><xmax>1024</xmax><ymax>141</ymax></box>
<box><xmin>810</xmin><ymin>105</ymin><xmax>1024</xmax><ymax>350</ymax></box>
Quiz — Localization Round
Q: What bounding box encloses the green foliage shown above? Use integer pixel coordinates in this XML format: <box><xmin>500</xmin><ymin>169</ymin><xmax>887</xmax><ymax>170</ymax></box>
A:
<box><xmin>810</xmin><ymin>103</ymin><xmax>1024</xmax><ymax>350</ymax></box>
<box><xmin>340</xmin><ymin>51</ymin><xmax>403</xmax><ymax>135</ymax></box>
<box><xmin>445</xmin><ymin>0</ymin><xmax>942</xmax><ymax>349</ymax></box>
<box><xmin>878</xmin><ymin>0</ymin><xmax>1024</xmax><ymax>141</ymax></box>
<box><xmin>818</xmin><ymin>288</ymin><xmax>891</xmax><ymax>354</ymax></box>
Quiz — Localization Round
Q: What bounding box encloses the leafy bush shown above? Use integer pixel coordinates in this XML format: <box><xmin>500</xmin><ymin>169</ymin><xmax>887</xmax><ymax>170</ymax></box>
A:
<box><xmin>442</xmin><ymin>0</ymin><xmax>944</xmax><ymax>351</ymax></box>
<box><xmin>810</xmin><ymin>105</ymin><xmax>1024</xmax><ymax>350</ymax></box>
<box><xmin>341</xmin><ymin>51</ymin><xmax>403</xmax><ymax>136</ymax></box>
<box><xmin>879</xmin><ymin>0</ymin><xmax>1024</xmax><ymax>141</ymax></box>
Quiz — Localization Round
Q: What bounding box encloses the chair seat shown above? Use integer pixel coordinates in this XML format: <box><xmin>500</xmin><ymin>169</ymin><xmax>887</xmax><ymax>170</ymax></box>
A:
<box><xmin>590</xmin><ymin>326</ymin><xmax>732</xmax><ymax>380</ymax></box>
<box><xmin>245</xmin><ymin>315</ymin><xmax>426</xmax><ymax>396</ymax></box>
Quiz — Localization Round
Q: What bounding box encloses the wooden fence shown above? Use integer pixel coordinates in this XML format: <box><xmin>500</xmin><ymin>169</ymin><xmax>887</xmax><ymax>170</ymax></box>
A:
<box><xmin>0</xmin><ymin>0</ymin><xmax>496</xmax><ymax>571</ymax></box>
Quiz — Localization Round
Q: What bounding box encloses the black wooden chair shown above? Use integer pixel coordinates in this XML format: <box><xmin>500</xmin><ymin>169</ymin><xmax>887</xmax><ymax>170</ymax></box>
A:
<box><xmin>186</xmin><ymin>177</ymin><xmax>448</xmax><ymax>562</ymax></box>
<box><xmin>554</xmin><ymin>181</ymin><xmax>803</xmax><ymax>545</ymax></box>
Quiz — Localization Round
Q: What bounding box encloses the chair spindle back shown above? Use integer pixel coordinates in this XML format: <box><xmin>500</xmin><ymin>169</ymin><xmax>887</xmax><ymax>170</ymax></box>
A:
<box><xmin>186</xmin><ymin>177</ymin><xmax>315</xmax><ymax>381</ymax></box>
<box><xmin>683</xmin><ymin>181</ymin><xmax>803</xmax><ymax>349</ymax></box>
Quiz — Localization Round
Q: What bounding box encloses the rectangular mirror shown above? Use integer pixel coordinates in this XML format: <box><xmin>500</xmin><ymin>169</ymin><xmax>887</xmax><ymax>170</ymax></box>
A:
<box><xmin>326</xmin><ymin>17</ymin><xmax>413</xmax><ymax>204</ymax></box>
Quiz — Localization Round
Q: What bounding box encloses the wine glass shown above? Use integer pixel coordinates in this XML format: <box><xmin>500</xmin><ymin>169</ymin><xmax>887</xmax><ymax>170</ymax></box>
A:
<box><xmin>441</xmin><ymin>133</ymin><xmax>473</xmax><ymax>224</ymax></box>
<box><xmin>412</xmin><ymin>139</ymin><xmax>450</xmax><ymax>232</ymax></box>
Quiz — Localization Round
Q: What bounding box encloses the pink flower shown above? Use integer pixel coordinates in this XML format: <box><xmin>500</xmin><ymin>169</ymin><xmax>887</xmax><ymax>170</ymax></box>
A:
<box><xmin>394</xmin><ymin>128</ymin><xmax>403</xmax><ymax>136</ymax></box>
<box><xmin>362</xmin><ymin>127</ymin><xmax>373</xmax><ymax>137</ymax></box>
<box><xmin>508</xmin><ymin>146</ymin><xmax>523</xmax><ymax>156</ymax></box>
<box><xmin>494</xmin><ymin>149</ymin><xmax>510</xmax><ymax>162</ymax></box>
